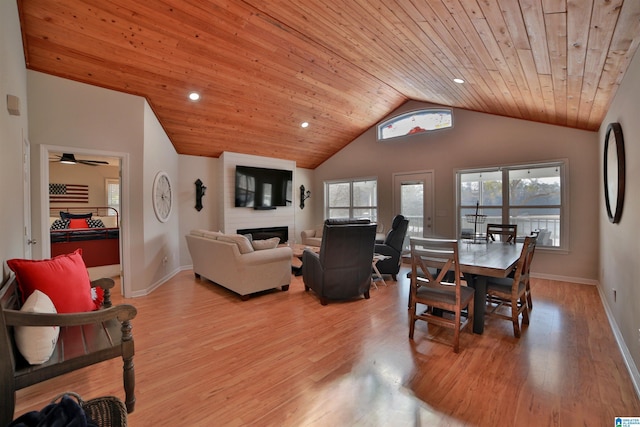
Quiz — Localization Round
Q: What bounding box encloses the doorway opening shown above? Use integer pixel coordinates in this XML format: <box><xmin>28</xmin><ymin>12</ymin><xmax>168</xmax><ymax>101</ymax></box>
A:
<box><xmin>393</xmin><ymin>171</ymin><xmax>434</xmax><ymax>253</ymax></box>
<box><xmin>41</xmin><ymin>145</ymin><xmax>130</xmax><ymax>297</ymax></box>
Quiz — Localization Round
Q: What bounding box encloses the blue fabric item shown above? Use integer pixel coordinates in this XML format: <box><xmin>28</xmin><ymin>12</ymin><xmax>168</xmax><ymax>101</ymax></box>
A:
<box><xmin>9</xmin><ymin>395</ymin><xmax>98</xmax><ymax>427</ymax></box>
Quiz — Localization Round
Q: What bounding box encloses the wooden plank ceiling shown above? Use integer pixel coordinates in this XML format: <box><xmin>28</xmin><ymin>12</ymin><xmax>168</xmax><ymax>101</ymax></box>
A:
<box><xmin>18</xmin><ymin>0</ymin><xmax>640</xmax><ymax>169</ymax></box>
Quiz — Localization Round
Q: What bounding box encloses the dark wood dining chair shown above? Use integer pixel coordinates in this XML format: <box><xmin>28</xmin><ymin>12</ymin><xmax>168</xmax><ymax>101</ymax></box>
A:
<box><xmin>485</xmin><ymin>236</ymin><xmax>536</xmax><ymax>338</ymax></box>
<box><xmin>510</xmin><ymin>231</ymin><xmax>538</xmax><ymax>310</ymax></box>
<box><xmin>408</xmin><ymin>237</ymin><xmax>475</xmax><ymax>353</ymax></box>
<box><xmin>485</xmin><ymin>223</ymin><xmax>517</xmax><ymax>243</ymax></box>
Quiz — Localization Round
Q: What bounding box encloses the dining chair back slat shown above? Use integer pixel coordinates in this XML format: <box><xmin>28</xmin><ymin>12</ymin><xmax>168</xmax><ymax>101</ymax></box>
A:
<box><xmin>486</xmin><ymin>224</ymin><xmax>517</xmax><ymax>244</ymax></box>
<box><xmin>485</xmin><ymin>236</ymin><xmax>537</xmax><ymax>337</ymax></box>
<box><xmin>408</xmin><ymin>237</ymin><xmax>475</xmax><ymax>353</ymax></box>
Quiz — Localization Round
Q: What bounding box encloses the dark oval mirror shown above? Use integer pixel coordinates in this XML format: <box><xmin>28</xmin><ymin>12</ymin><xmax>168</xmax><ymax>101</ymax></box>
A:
<box><xmin>603</xmin><ymin>122</ymin><xmax>625</xmax><ymax>223</ymax></box>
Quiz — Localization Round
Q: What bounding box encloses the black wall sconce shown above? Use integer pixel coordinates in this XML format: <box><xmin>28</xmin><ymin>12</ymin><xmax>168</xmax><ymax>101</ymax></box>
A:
<box><xmin>195</xmin><ymin>179</ymin><xmax>207</xmax><ymax>211</ymax></box>
<box><xmin>300</xmin><ymin>185</ymin><xmax>311</xmax><ymax>209</ymax></box>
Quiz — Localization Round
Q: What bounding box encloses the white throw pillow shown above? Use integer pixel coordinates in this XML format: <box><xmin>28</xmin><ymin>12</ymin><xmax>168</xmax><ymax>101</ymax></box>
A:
<box><xmin>15</xmin><ymin>290</ymin><xmax>60</xmax><ymax>365</ymax></box>
<box><xmin>218</xmin><ymin>234</ymin><xmax>254</xmax><ymax>254</ymax></box>
<box><xmin>251</xmin><ymin>237</ymin><xmax>280</xmax><ymax>251</ymax></box>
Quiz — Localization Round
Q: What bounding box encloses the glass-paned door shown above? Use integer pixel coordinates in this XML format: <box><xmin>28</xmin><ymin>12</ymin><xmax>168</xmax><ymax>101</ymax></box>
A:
<box><xmin>393</xmin><ymin>172</ymin><xmax>434</xmax><ymax>251</ymax></box>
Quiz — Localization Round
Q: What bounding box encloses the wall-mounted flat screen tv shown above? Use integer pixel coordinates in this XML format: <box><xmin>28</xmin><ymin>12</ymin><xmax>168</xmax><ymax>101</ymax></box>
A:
<box><xmin>235</xmin><ymin>165</ymin><xmax>293</xmax><ymax>208</ymax></box>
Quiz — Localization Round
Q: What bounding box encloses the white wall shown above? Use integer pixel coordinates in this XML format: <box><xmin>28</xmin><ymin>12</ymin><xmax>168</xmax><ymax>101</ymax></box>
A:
<box><xmin>0</xmin><ymin>0</ymin><xmax>29</xmax><ymax>280</ymax></box>
<box><xmin>142</xmin><ymin>102</ymin><xmax>180</xmax><ymax>292</ymax></box>
<box><xmin>178</xmin><ymin>155</ymin><xmax>219</xmax><ymax>265</ymax></box>
<box><xmin>294</xmin><ymin>167</ymin><xmax>315</xmax><ymax>244</ymax></box>
<box><xmin>314</xmin><ymin>100</ymin><xmax>600</xmax><ymax>283</ymax></box>
<box><xmin>27</xmin><ymin>71</ymin><xmax>147</xmax><ymax>295</ymax></box>
<box><xmin>599</xmin><ymin>46</ymin><xmax>640</xmax><ymax>387</ymax></box>
<box><xmin>49</xmin><ymin>162</ymin><xmax>119</xmax><ymax>208</ymax></box>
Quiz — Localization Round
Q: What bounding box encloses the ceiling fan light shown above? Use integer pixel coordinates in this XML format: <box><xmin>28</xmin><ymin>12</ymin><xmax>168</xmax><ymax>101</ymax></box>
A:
<box><xmin>59</xmin><ymin>153</ymin><xmax>77</xmax><ymax>164</ymax></box>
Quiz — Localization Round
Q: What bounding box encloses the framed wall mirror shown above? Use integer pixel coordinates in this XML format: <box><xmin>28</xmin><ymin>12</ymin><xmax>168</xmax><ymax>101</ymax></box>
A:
<box><xmin>603</xmin><ymin>122</ymin><xmax>625</xmax><ymax>223</ymax></box>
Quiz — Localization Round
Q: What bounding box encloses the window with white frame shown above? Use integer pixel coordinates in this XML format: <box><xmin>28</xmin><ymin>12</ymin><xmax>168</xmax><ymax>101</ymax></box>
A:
<box><xmin>457</xmin><ymin>161</ymin><xmax>566</xmax><ymax>249</ymax></box>
<box><xmin>377</xmin><ymin>108</ymin><xmax>453</xmax><ymax>141</ymax></box>
<box><xmin>325</xmin><ymin>178</ymin><xmax>377</xmax><ymax>222</ymax></box>
<box><xmin>105</xmin><ymin>178</ymin><xmax>120</xmax><ymax>215</ymax></box>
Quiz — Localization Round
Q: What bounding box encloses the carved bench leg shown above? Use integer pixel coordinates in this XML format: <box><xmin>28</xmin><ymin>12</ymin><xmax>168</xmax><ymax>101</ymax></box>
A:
<box><xmin>122</xmin><ymin>320</ymin><xmax>136</xmax><ymax>413</ymax></box>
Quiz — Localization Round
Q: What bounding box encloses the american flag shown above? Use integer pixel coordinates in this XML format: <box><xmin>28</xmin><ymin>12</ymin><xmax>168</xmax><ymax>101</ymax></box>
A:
<box><xmin>49</xmin><ymin>183</ymin><xmax>89</xmax><ymax>203</ymax></box>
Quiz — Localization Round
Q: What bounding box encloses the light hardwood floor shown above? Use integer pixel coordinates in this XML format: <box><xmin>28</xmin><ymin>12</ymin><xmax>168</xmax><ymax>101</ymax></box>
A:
<box><xmin>14</xmin><ymin>267</ymin><xmax>640</xmax><ymax>426</ymax></box>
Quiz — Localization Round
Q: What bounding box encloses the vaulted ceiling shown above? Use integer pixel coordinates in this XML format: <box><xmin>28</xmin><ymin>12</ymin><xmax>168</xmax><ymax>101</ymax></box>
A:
<box><xmin>17</xmin><ymin>0</ymin><xmax>640</xmax><ymax>169</ymax></box>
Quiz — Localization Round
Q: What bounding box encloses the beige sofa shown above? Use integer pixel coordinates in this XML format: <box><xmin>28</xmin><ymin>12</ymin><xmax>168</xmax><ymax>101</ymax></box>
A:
<box><xmin>185</xmin><ymin>229</ymin><xmax>293</xmax><ymax>300</ymax></box>
<box><xmin>302</xmin><ymin>222</ymin><xmax>386</xmax><ymax>246</ymax></box>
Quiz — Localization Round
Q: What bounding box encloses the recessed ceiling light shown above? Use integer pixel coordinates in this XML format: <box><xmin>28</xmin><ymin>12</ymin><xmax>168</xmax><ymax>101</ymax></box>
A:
<box><xmin>188</xmin><ymin>92</ymin><xmax>200</xmax><ymax>101</ymax></box>
<box><xmin>453</xmin><ymin>78</ymin><xmax>465</xmax><ymax>84</ymax></box>
<box><xmin>301</xmin><ymin>122</ymin><xmax>309</xmax><ymax>128</ymax></box>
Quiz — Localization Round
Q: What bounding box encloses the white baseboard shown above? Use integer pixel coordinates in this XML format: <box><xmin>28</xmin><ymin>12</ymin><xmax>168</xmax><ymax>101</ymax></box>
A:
<box><xmin>530</xmin><ymin>272</ymin><xmax>598</xmax><ymax>286</ymax></box>
<box><xmin>129</xmin><ymin>266</ymin><xmax>187</xmax><ymax>298</ymax></box>
<box><xmin>596</xmin><ymin>283</ymin><xmax>640</xmax><ymax>398</ymax></box>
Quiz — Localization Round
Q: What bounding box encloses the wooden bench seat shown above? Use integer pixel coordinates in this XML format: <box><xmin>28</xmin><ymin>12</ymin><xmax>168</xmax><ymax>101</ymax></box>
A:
<box><xmin>0</xmin><ymin>275</ymin><xmax>137</xmax><ymax>425</ymax></box>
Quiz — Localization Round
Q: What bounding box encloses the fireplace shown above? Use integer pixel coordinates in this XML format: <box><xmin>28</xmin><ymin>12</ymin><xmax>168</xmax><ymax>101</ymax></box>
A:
<box><xmin>236</xmin><ymin>226</ymin><xmax>289</xmax><ymax>244</ymax></box>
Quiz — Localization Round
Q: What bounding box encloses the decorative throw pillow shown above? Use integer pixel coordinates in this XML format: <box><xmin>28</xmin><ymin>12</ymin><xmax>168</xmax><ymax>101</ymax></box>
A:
<box><xmin>50</xmin><ymin>219</ymin><xmax>70</xmax><ymax>230</ymax></box>
<box><xmin>251</xmin><ymin>237</ymin><xmax>280</xmax><ymax>251</ymax></box>
<box><xmin>15</xmin><ymin>290</ymin><xmax>60</xmax><ymax>365</ymax></box>
<box><xmin>60</xmin><ymin>211</ymin><xmax>92</xmax><ymax>220</ymax></box>
<box><xmin>218</xmin><ymin>234</ymin><xmax>254</xmax><ymax>254</ymax></box>
<box><xmin>7</xmin><ymin>249</ymin><xmax>100</xmax><ymax>313</ymax></box>
<box><xmin>86</xmin><ymin>218</ymin><xmax>105</xmax><ymax>228</ymax></box>
<box><xmin>68</xmin><ymin>218</ymin><xmax>88</xmax><ymax>229</ymax></box>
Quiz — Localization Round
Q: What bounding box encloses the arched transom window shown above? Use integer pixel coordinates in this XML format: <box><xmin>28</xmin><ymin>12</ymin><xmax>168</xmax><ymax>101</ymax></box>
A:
<box><xmin>377</xmin><ymin>108</ymin><xmax>453</xmax><ymax>141</ymax></box>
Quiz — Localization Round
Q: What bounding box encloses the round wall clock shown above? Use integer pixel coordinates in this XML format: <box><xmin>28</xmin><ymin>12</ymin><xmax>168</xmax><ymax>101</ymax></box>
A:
<box><xmin>153</xmin><ymin>171</ymin><xmax>173</xmax><ymax>223</ymax></box>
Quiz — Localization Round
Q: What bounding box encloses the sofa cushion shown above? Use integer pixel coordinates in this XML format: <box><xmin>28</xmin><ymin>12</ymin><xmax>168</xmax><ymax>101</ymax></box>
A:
<box><xmin>14</xmin><ymin>290</ymin><xmax>60</xmax><ymax>365</ymax></box>
<box><xmin>190</xmin><ymin>229</ymin><xmax>208</xmax><ymax>237</ymax></box>
<box><xmin>218</xmin><ymin>234</ymin><xmax>254</xmax><ymax>254</ymax></box>
<box><xmin>7</xmin><ymin>249</ymin><xmax>101</xmax><ymax>313</ymax></box>
<box><xmin>251</xmin><ymin>237</ymin><xmax>280</xmax><ymax>251</ymax></box>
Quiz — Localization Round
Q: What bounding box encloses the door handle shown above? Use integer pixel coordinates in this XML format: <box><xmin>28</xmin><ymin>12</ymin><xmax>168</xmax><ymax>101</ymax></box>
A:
<box><xmin>27</xmin><ymin>239</ymin><xmax>37</xmax><ymax>245</ymax></box>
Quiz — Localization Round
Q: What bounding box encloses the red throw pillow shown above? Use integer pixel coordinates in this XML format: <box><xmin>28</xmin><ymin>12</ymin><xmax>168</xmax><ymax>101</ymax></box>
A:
<box><xmin>7</xmin><ymin>249</ymin><xmax>101</xmax><ymax>313</ymax></box>
<box><xmin>68</xmin><ymin>218</ymin><xmax>88</xmax><ymax>229</ymax></box>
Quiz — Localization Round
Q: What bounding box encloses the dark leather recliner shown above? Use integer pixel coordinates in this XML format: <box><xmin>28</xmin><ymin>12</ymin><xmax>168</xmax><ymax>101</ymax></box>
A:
<box><xmin>302</xmin><ymin>219</ymin><xmax>377</xmax><ymax>305</ymax></box>
<box><xmin>373</xmin><ymin>214</ymin><xmax>409</xmax><ymax>281</ymax></box>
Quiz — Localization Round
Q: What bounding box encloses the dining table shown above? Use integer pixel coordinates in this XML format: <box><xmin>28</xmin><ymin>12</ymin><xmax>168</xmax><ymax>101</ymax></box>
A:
<box><xmin>457</xmin><ymin>240</ymin><xmax>523</xmax><ymax>334</ymax></box>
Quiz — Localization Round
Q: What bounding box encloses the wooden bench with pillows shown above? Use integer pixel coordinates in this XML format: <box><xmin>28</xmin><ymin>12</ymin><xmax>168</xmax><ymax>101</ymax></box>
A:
<box><xmin>0</xmin><ymin>249</ymin><xmax>137</xmax><ymax>426</ymax></box>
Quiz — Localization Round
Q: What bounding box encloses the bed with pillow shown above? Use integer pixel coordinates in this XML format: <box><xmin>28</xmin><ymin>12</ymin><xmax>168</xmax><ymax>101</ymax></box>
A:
<box><xmin>49</xmin><ymin>207</ymin><xmax>120</xmax><ymax>267</ymax></box>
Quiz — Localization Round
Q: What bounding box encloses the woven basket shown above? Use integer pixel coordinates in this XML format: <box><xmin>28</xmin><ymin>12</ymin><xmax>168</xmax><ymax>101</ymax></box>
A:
<box><xmin>52</xmin><ymin>392</ymin><xmax>127</xmax><ymax>427</ymax></box>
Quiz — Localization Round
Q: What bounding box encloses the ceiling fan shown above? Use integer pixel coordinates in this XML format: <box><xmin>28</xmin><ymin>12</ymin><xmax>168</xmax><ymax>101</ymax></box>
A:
<box><xmin>49</xmin><ymin>153</ymin><xmax>109</xmax><ymax>166</ymax></box>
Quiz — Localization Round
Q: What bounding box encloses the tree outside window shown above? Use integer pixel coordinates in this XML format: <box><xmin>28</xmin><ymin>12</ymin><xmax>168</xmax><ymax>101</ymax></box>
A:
<box><xmin>326</xmin><ymin>179</ymin><xmax>377</xmax><ymax>222</ymax></box>
<box><xmin>458</xmin><ymin>163</ymin><xmax>564</xmax><ymax>248</ymax></box>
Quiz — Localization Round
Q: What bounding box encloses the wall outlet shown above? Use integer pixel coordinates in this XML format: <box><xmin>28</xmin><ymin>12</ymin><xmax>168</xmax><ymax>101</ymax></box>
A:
<box><xmin>162</xmin><ymin>256</ymin><xmax>168</xmax><ymax>265</ymax></box>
